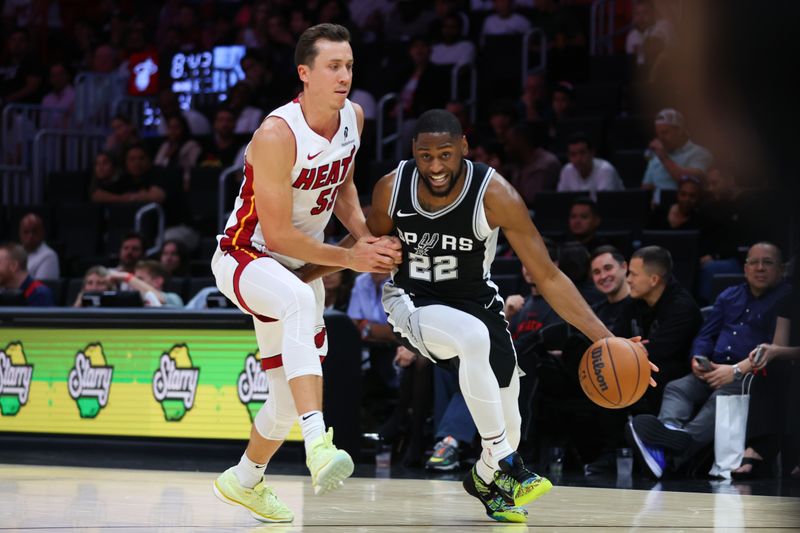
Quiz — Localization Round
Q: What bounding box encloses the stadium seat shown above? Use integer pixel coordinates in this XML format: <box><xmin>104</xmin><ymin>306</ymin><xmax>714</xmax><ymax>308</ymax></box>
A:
<box><xmin>596</xmin><ymin>230</ymin><xmax>633</xmax><ymax>257</ymax></box>
<box><xmin>187</xmin><ymin>276</ymin><xmax>216</xmax><ymax>300</ymax></box>
<box><xmin>553</xmin><ymin>117</ymin><xmax>606</xmax><ymax>154</ymax></box>
<box><xmin>187</xmin><ymin>167</ymin><xmax>222</xmax><ymax>234</ymax></box>
<box><xmin>596</xmin><ymin>190</ymin><xmax>652</xmax><ymax>233</ymax></box>
<box><xmin>640</xmin><ymin>230</ymin><xmax>700</xmax><ymax>289</ymax></box>
<box><xmin>659</xmin><ymin>189</ymin><xmax>677</xmax><ymax>207</ymax></box>
<box><xmin>588</xmin><ymin>55</ymin><xmax>635</xmax><ymax>84</ymax></box>
<box><xmin>710</xmin><ymin>273</ymin><xmax>746</xmax><ymax>302</ymax></box>
<box><xmin>189</xmin><ymin>259</ymin><xmax>212</xmax><ymax>277</ymax></box>
<box><xmin>574</xmin><ymin>83</ymin><xmax>620</xmax><ymax>117</ymax></box>
<box><xmin>479</xmin><ymin>34</ymin><xmax>524</xmax><ymax>100</ymax></box>
<box><xmin>532</xmin><ymin>191</ymin><xmax>584</xmax><ymax>232</ymax></box>
<box><xmin>610</xmin><ymin>149</ymin><xmax>648</xmax><ymax>189</ymax></box>
<box><xmin>40</xmin><ymin>278</ymin><xmax>65</xmax><ymax>306</ymax></box>
<box><xmin>55</xmin><ymin>203</ymin><xmax>103</xmax><ymax>260</ymax></box>
<box><xmin>493</xmin><ymin>256</ymin><xmax>522</xmax><ymax>276</ymax></box>
<box><xmin>65</xmin><ymin>277</ymin><xmax>84</xmax><ymax>306</ymax></box>
<box><xmin>45</xmin><ymin>171</ymin><xmax>89</xmax><ymax>204</ymax></box>
<box><xmin>104</xmin><ymin>203</ymin><xmax>148</xmax><ymax>253</ymax></box>
<box><xmin>608</xmin><ymin>115</ymin><xmax>651</xmax><ymax>152</ymax></box>
<box><xmin>164</xmin><ymin>277</ymin><xmax>188</xmax><ymax>303</ymax></box>
<box><xmin>491</xmin><ymin>273</ymin><xmax>523</xmax><ymax>298</ymax></box>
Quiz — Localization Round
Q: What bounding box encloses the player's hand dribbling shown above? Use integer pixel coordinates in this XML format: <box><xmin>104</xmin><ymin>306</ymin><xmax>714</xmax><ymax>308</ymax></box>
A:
<box><xmin>347</xmin><ymin>236</ymin><xmax>402</xmax><ymax>273</ymax></box>
<box><xmin>627</xmin><ymin>336</ymin><xmax>659</xmax><ymax>388</ymax></box>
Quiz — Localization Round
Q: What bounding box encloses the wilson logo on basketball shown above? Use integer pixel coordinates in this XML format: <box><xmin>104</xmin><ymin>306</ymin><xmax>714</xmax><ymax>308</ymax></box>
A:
<box><xmin>238</xmin><ymin>351</ymin><xmax>269</xmax><ymax>422</ymax></box>
<box><xmin>591</xmin><ymin>346</ymin><xmax>609</xmax><ymax>392</ymax></box>
<box><xmin>153</xmin><ymin>344</ymin><xmax>200</xmax><ymax>422</ymax></box>
<box><xmin>0</xmin><ymin>342</ymin><xmax>33</xmax><ymax>416</ymax></box>
<box><xmin>68</xmin><ymin>344</ymin><xmax>113</xmax><ymax>419</ymax></box>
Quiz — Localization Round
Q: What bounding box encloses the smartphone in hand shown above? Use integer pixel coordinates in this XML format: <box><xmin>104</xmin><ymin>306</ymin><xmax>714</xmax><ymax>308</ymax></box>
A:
<box><xmin>693</xmin><ymin>355</ymin><xmax>713</xmax><ymax>372</ymax></box>
<box><xmin>752</xmin><ymin>345</ymin><xmax>766</xmax><ymax>366</ymax></box>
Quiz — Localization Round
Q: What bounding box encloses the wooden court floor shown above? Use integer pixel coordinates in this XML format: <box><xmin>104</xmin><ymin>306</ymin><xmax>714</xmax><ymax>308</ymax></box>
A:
<box><xmin>1</xmin><ymin>464</ymin><xmax>798</xmax><ymax>531</ymax></box>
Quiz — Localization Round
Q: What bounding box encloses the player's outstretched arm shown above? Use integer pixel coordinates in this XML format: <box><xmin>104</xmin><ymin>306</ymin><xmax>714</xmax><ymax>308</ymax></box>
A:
<box><xmin>484</xmin><ymin>174</ymin><xmax>612</xmax><ymax>343</ymax></box>
<box><xmin>296</xmin><ymin>172</ymin><xmax>401</xmax><ymax>283</ymax></box>
<box><xmin>251</xmin><ymin>118</ymin><xmax>396</xmax><ymax>272</ymax></box>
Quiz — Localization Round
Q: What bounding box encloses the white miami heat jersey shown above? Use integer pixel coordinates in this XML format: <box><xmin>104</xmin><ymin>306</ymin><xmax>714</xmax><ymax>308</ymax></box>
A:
<box><xmin>218</xmin><ymin>98</ymin><xmax>360</xmax><ymax>269</ymax></box>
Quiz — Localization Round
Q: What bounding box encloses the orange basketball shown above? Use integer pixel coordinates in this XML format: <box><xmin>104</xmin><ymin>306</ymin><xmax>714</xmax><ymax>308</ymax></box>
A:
<box><xmin>579</xmin><ymin>337</ymin><xmax>651</xmax><ymax>409</ymax></box>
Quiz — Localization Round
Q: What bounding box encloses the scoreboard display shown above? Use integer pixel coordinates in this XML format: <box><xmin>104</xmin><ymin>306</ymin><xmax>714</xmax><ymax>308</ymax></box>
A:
<box><xmin>168</xmin><ymin>45</ymin><xmax>247</xmax><ymax>107</ymax></box>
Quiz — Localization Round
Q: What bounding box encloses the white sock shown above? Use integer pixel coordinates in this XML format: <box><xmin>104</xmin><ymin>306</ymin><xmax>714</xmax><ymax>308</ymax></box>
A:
<box><xmin>481</xmin><ymin>430</ymin><xmax>514</xmax><ymax>470</ymax></box>
<box><xmin>232</xmin><ymin>452</ymin><xmax>267</xmax><ymax>488</ymax></box>
<box><xmin>299</xmin><ymin>410</ymin><xmax>325</xmax><ymax>454</ymax></box>
<box><xmin>476</xmin><ymin>452</ymin><xmax>496</xmax><ymax>484</ymax></box>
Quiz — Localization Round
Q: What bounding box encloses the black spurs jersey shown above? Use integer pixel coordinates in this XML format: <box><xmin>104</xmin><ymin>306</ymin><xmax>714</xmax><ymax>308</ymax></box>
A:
<box><xmin>386</xmin><ymin>159</ymin><xmax>502</xmax><ymax>305</ymax></box>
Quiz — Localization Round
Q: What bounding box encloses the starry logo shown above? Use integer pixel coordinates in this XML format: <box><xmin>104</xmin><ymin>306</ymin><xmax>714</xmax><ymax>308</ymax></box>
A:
<box><xmin>415</xmin><ymin>232</ymin><xmax>440</xmax><ymax>256</ymax></box>
<box><xmin>0</xmin><ymin>342</ymin><xmax>33</xmax><ymax>416</ymax></box>
<box><xmin>343</xmin><ymin>126</ymin><xmax>348</xmax><ymax>139</ymax></box>
<box><xmin>237</xmin><ymin>351</ymin><xmax>269</xmax><ymax>422</ymax></box>
<box><xmin>68</xmin><ymin>344</ymin><xmax>114</xmax><ymax>418</ymax></box>
<box><xmin>152</xmin><ymin>344</ymin><xmax>200</xmax><ymax>422</ymax></box>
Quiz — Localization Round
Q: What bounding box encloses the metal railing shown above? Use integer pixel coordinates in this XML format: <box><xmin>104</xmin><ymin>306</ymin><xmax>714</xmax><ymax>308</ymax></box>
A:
<box><xmin>375</xmin><ymin>93</ymin><xmax>403</xmax><ymax>162</ymax></box>
<box><xmin>0</xmin><ymin>164</ymin><xmax>30</xmax><ymax>205</ymax></box>
<box><xmin>522</xmin><ymin>29</ymin><xmax>547</xmax><ymax>86</ymax></box>
<box><xmin>590</xmin><ymin>0</ymin><xmax>618</xmax><ymax>55</ymax></box>
<box><xmin>74</xmin><ymin>72</ymin><xmax>126</xmax><ymax>130</ymax></box>
<box><xmin>31</xmin><ymin>129</ymin><xmax>106</xmax><ymax>204</ymax></box>
<box><xmin>451</xmin><ymin>63</ymin><xmax>478</xmax><ymax>122</ymax></box>
<box><xmin>135</xmin><ymin>202</ymin><xmax>165</xmax><ymax>257</ymax></box>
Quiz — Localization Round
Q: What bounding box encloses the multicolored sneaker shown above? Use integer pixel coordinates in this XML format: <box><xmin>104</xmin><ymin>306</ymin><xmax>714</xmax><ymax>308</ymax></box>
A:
<box><xmin>494</xmin><ymin>452</ymin><xmax>553</xmax><ymax>507</ymax></box>
<box><xmin>306</xmin><ymin>427</ymin><xmax>355</xmax><ymax>495</ymax></box>
<box><xmin>426</xmin><ymin>436</ymin><xmax>460</xmax><ymax>471</ymax></box>
<box><xmin>626</xmin><ymin>418</ymin><xmax>667</xmax><ymax>479</ymax></box>
<box><xmin>462</xmin><ymin>466</ymin><xmax>528</xmax><ymax>523</ymax></box>
<box><xmin>213</xmin><ymin>467</ymin><xmax>294</xmax><ymax>523</ymax></box>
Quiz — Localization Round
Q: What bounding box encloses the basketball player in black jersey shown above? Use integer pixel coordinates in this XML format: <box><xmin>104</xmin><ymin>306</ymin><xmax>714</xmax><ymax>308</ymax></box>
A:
<box><xmin>301</xmin><ymin>110</ymin><xmax>655</xmax><ymax>523</ymax></box>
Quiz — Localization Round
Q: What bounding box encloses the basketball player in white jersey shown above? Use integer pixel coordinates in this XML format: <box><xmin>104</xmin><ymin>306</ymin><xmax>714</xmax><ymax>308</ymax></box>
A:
<box><xmin>211</xmin><ymin>24</ymin><xmax>401</xmax><ymax>523</ymax></box>
<box><xmin>301</xmin><ymin>110</ymin><xmax>656</xmax><ymax>523</ymax></box>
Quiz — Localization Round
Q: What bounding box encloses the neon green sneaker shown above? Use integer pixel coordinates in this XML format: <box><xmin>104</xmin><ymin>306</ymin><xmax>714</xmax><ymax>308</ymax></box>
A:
<box><xmin>213</xmin><ymin>467</ymin><xmax>294</xmax><ymax>523</ymax></box>
<box><xmin>494</xmin><ymin>452</ymin><xmax>553</xmax><ymax>507</ymax></box>
<box><xmin>306</xmin><ymin>427</ymin><xmax>355</xmax><ymax>495</ymax></box>
<box><xmin>462</xmin><ymin>466</ymin><xmax>528</xmax><ymax>523</ymax></box>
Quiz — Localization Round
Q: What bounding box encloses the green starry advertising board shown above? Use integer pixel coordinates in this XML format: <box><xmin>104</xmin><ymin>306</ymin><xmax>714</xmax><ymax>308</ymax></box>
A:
<box><xmin>0</xmin><ymin>329</ymin><xmax>300</xmax><ymax>441</ymax></box>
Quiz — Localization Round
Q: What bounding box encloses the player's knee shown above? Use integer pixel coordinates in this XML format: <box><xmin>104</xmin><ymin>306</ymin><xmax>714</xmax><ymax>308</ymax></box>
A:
<box><xmin>253</xmin><ymin>399</ymin><xmax>296</xmax><ymax>441</ymax></box>
<box><xmin>283</xmin><ymin>281</ymin><xmax>316</xmax><ymax>318</ymax></box>
<box><xmin>456</xmin><ymin>320</ymin><xmax>490</xmax><ymax>358</ymax></box>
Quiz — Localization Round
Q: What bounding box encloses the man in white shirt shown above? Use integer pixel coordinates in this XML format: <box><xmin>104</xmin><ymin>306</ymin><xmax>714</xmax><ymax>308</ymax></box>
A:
<box><xmin>481</xmin><ymin>0</ymin><xmax>532</xmax><ymax>42</ymax></box>
<box><xmin>557</xmin><ymin>132</ymin><xmax>623</xmax><ymax>199</ymax></box>
<box><xmin>18</xmin><ymin>213</ymin><xmax>59</xmax><ymax>280</ymax></box>
<box><xmin>625</xmin><ymin>0</ymin><xmax>674</xmax><ymax>66</ymax></box>
<box><xmin>431</xmin><ymin>14</ymin><xmax>476</xmax><ymax>67</ymax></box>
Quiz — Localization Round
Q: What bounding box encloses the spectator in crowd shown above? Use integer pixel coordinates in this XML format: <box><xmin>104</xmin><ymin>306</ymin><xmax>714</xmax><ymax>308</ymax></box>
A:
<box><xmin>642</xmin><ymin>108</ymin><xmax>713</xmax><ymax>201</ymax></box>
<box><xmin>348</xmin><ymin>271</ymin><xmax>398</xmax><ymax>386</ymax></box>
<box><xmin>18</xmin><ymin>213</ymin><xmax>59</xmax><ymax>280</ymax></box>
<box><xmin>648</xmin><ymin>175</ymin><xmax>703</xmax><ymax>230</ymax></box>
<box><xmin>549</xmin><ymin>81</ymin><xmax>576</xmax><ymax>123</ymax></box>
<box><xmin>505</xmin><ymin>122</ymin><xmax>561</xmax><ymax>208</ymax></box>
<box><xmin>154</xmin><ymin>113</ymin><xmax>202</xmax><ymax>191</ymax></box>
<box><xmin>627</xmin><ymin>242</ymin><xmax>789</xmax><ymax>479</ymax></box>
<box><xmin>103</xmin><ymin>113</ymin><xmax>140</xmax><ymax>162</ymax></box>
<box><xmin>385</xmin><ymin>0</ymin><xmax>437</xmax><ymax>42</ymax></box>
<box><xmin>565</xmin><ymin>197</ymin><xmax>607</xmax><ymax>253</ymax></box>
<box><xmin>40</xmin><ymin>62</ymin><xmax>74</xmax><ymax>128</ymax></box>
<box><xmin>616</xmin><ymin>246</ymin><xmax>703</xmax><ymax>407</ymax></box>
<box><xmin>395</xmin><ymin>37</ymin><xmax>450</xmax><ymax>120</ymax></box>
<box><xmin>157</xmin><ymin>89</ymin><xmax>211</xmax><ymax>136</ymax></box>
<box><xmin>431</xmin><ymin>13</ymin><xmax>475</xmax><ymax>67</ymax></box>
<box><xmin>0</xmin><ymin>27</ymin><xmax>42</xmax><ymax>107</ymax></box>
<box><xmin>91</xmin><ymin>144</ymin><xmax>166</xmax><ymax>205</ymax></box>
<box><xmin>109</xmin><ymin>260</ymin><xmax>183</xmax><ymax>307</ymax></box>
<box><xmin>239</xmin><ymin>50</ymin><xmax>292</xmax><ymax>115</ymax></box>
<box><xmin>91</xmin><ymin>44</ymin><xmax>119</xmax><ymax>74</ymax></box>
<box><xmin>323</xmin><ymin>270</ymin><xmax>354</xmax><ymax>312</ymax></box>
<box><xmin>445</xmin><ymin>100</ymin><xmax>476</xmax><ymax>141</ymax></box>
<box><xmin>506</xmin><ymin>262</ymin><xmax>563</xmax><ymax>344</ymax></box>
<box><xmin>734</xmin><ymin>267</ymin><xmax>800</xmax><ymax>480</ymax></box>
<box><xmin>425</xmin><ymin>366</ymin><xmax>475</xmax><ymax>472</ymax></box>
<box><xmin>695</xmin><ymin>167</ymin><xmax>749</xmax><ymax>303</ymax></box>
<box><xmin>0</xmin><ymin>243</ymin><xmax>54</xmax><ymax>306</ymax></box>
<box><xmin>557</xmin><ymin>133</ymin><xmax>623</xmax><ymax>198</ymax></box>
<box><xmin>73</xmin><ymin>265</ymin><xmax>114</xmax><ymax>307</ymax></box>
<box><xmin>227</xmin><ymin>81</ymin><xmax>265</xmax><ymax>135</ymax></box>
<box><xmin>625</xmin><ymin>0</ymin><xmax>674</xmax><ymax>67</ymax></box>
<box><xmin>199</xmin><ymin>107</ymin><xmax>240</xmax><ymax>169</ymax></box>
<box><xmin>159</xmin><ymin>239</ymin><xmax>190</xmax><ymax>278</ymax></box>
<box><xmin>471</xmin><ymin>140</ymin><xmax>506</xmax><ymax>173</ymax></box>
<box><xmin>115</xmin><ymin>232</ymin><xmax>146</xmax><ymax>274</ymax></box>
<box><xmin>486</xmin><ymin>100</ymin><xmax>517</xmax><ymax>144</ymax></box>
<box><xmin>88</xmin><ymin>151</ymin><xmax>120</xmax><ymax>200</ymax></box>
<box><xmin>589</xmin><ymin>246</ymin><xmax>633</xmax><ymax>331</ymax></box>
<box><xmin>518</xmin><ymin>71</ymin><xmax>548</xmax><ymax>121</ymax></box>
<box><xmin>237</xmin><ymin>1</ymin><xmax>272</xmax><ymax>49</ymax></box>
<box><xmin>558</xmin><ymin>241</ymin><xmax>603</xmax><ymax>304</ymax></box>
<box><xmin>481</xmin><ymin>0</ymin><xmax>532</xmax><ymax>42</ymax></box>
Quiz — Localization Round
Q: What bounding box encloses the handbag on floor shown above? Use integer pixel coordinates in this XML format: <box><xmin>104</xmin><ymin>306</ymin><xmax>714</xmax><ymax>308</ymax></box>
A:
<box><xmin>709</xmin><ymin>374</ymin><xmax>754</xmax><ymax>479</ymax></box>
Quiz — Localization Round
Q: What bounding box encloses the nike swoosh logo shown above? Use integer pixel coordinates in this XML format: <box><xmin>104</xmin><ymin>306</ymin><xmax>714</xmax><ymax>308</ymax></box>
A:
<box><xmin>301</xmin><ymin>413</ymin><xmax>318</xmax><ymax>421</ymax></box>
<box><xmin>307</xmin><ymin>150</ymin><xmax>324</xmax><ymax>160</ymax></box>
<box><xmin>396</xmin><ymin>211</ymin><xmax>417</xmax><ymax>217</ymax></box>
<box><xmin>254</xmin><ymin>465</ymin><xmax>266</xmax><ymax>469</ymax></box>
